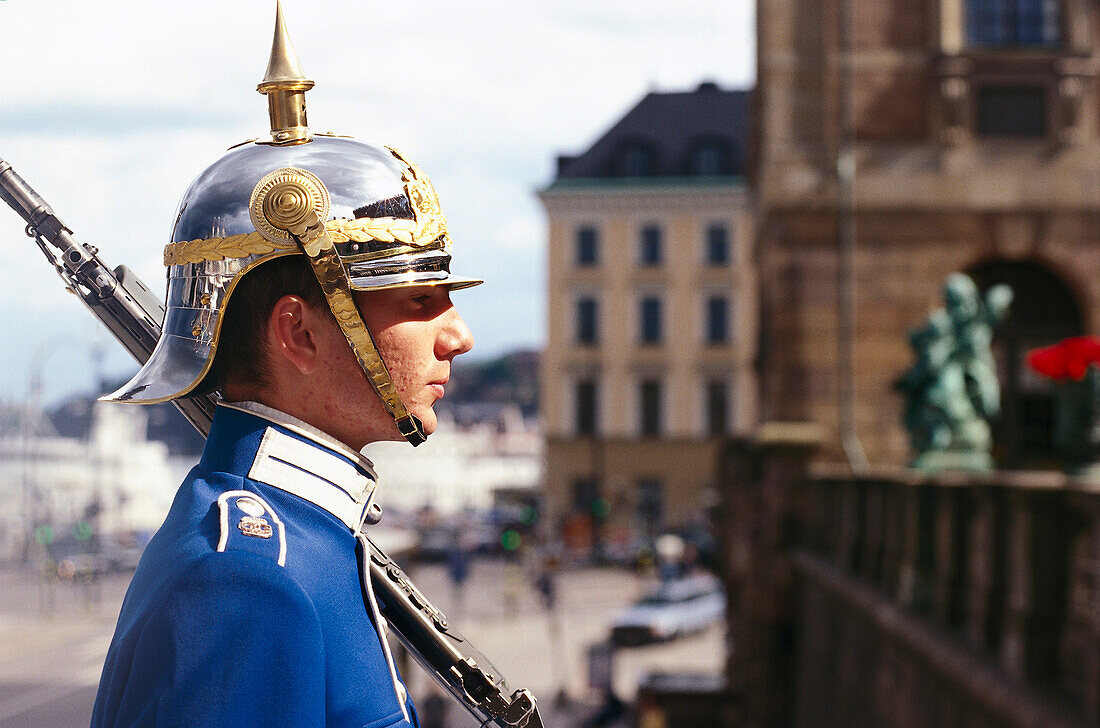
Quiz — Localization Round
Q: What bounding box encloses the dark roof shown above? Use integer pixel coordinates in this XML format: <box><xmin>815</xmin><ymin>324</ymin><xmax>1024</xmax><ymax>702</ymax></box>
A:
<box><xmin>555</xmin><ymin>82</ymin><xmax>750</xmax><ymax>181</ymax></box>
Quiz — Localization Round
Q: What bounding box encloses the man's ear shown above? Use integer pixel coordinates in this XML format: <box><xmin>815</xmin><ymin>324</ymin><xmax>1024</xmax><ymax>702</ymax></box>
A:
<box><xmin>268</xmin><ymin>295</ymin><xmax>321</xmax><ymax>374</ymax></box>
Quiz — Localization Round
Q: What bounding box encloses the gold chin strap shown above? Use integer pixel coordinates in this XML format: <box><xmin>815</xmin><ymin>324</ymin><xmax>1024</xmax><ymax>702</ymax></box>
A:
<box><xmin>250</xmin><ymin>167</ymin><xmax>426</xmax><ymax>446</ymax></box>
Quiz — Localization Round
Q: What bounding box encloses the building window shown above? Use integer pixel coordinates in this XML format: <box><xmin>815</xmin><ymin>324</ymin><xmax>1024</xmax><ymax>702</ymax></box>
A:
<box><xmin>576</xmin><ymin>297</ymin><xmax>598</xmax><ymax>345</ymax></box>
<box><xmin>575</xmin><ymin>379</ymin><xmax>598</xmax><ymax>436</ymax></box>
<box><xmin>966</xmin><ymin>0</ymin><xmax>1061</xmax><ymax>48</ymax></box>
<box><xmin>640</xmin><ymin>225</ymin><xmax>663</xmax><ymax>266</ymax></box>
<box><xmin>637</xmin><ymin>478</ymin><xmax>663</xmax><ymax>537</ymax></box>
<box><xmin>706</xmin><ymin>224</ymin><xmax>730</xmax><ymax>266</ymax></box>
<box><xmin>706</xmin><ymin>381</ymin><xmax>728</xmax><ymax>435</ymax></box>
<box><xmin>616</xmin><ymin>142</ymin><xmax>656</xmax><ymax>177</ymax></box>
<box><xmin>975</xmin><ymin>86</ymin><xmax>1047</xmax><ymax>137</ymax></box>
<box><xmin>687</xmin><ymin>141</ymin><xmax>734</xmax><ymax>176</ymax></box>
<box><xmin>706</xmin><ymin>296</ymin><xmax>729</xmax><ymax>345</ymax></box>
<box><xmin>640</xmin><ymin>297</ymin><xmax>663</xmax><ymax>344</ymax></box>
<box><xmin>576</xmin><ymin>226</ymin><xmax>599</xmax><ymax>266</ymax></box>
<box><xmin>639</xmin><ymin>379</ymin><xmax>662</xmax><ymax>436</ymax></box>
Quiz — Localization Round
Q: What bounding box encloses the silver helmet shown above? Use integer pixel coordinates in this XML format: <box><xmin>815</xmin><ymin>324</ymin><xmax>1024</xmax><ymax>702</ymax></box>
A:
<box><xmin>103</xmin><ymin>2</ymin><xmax>480</xmax><ymax>445</ymax></box>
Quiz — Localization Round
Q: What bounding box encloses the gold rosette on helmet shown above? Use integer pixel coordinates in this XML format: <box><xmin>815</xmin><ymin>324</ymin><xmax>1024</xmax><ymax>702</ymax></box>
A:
<box><xmin>103</xmin><ymin>2</ymin><xmax>480</xmax><ymax>445</ymax></box>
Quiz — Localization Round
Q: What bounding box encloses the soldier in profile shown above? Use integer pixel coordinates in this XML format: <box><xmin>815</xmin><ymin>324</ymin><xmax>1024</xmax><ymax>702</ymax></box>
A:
<box><xmin>90</xmin><ymin>6</ymin><xmax>477</xmax><ymax>726</ymax></box>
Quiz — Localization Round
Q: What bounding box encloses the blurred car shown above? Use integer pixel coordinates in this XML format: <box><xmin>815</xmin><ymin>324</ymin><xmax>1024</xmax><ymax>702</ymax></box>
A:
<box><xmin>610</xmin><ymin>573</ymin><xmax>726</xmax><ymax>646</ymax></box>
<box><xmin>413</xmin><ymin>525</ymin><xmax>455</xmax><ymax>563</ymax></box>
<box><xmin>99</xmin><ymin>542</ymin><xmax>145</xmax><ymax>573</ymax></box>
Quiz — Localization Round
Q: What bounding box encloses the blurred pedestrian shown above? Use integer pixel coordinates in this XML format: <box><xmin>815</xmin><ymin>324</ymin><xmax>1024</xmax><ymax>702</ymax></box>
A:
<box><xmin>636</xmin><ymin>693</ymin><xmax>668</xmax><ymax>728</ymax></box>
<box><xmin>535</xmin><ymin>565</ymin><xmax>556</xmax><ymax>611</ymax></box>
<box><xmin>447</xmin><ymin>533</ymin><xmax>471</xmax><ymax>617</ymax></box>
<box><xmin>504</xmin><ymin>560</ymin><xmax>524</xmax><ymax>616</ymax></box>
<box><xmin>583</xmin><ymin>689</ymin><xmax>625</xmax><ymax>728</ymax></box>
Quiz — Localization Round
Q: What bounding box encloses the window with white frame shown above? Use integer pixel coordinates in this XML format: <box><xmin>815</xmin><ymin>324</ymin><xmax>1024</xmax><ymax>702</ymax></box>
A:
<box><xmin>966</xmin><ymin>0</ymin><xmax>1061</xmax><ymax>48</ymax></box>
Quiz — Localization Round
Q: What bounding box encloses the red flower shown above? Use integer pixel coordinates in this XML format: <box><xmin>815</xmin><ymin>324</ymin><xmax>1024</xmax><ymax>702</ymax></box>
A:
<box><xmin>1028</xmin><ymin>336</ymin><xmax>1100</xmax><ymax>382</ymax></box>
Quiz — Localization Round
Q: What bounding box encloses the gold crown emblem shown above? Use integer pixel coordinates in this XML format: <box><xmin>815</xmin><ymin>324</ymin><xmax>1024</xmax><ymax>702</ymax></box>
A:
<box><xmin>389</xmin><ymin>147</ymin><xmax>449</xmax><ymax>247</ymax></box>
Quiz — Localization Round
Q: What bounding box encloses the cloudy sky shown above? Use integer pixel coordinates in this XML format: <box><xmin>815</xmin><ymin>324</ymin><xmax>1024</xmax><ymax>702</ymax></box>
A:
<box><xmin>0</xmin><ymin>0</ymin><xmax>754</xmax><ymax>404</ymax></box>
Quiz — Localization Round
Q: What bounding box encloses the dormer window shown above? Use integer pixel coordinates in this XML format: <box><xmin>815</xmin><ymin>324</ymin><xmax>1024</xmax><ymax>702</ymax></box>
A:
<box><xmin>685</xmin><ymin>138</ymin><xmax>735</xmax><ymax>176</ymax></box>
<box><xmin>966</xmin><ymin>0</ymin><xmax>1061</xmax><ymax>48</ymax></box>
<box><xmin>614</xmin><ymin>142</ymin><xmax>656</xmax><ymax>177</ymax></box>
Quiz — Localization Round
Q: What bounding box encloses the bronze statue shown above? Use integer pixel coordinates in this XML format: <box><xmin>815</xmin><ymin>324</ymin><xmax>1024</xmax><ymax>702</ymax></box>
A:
<box><xmin>897</xmin><ymin>273</ymin><xmax>1012</xmax><ymax>470</ymax></box>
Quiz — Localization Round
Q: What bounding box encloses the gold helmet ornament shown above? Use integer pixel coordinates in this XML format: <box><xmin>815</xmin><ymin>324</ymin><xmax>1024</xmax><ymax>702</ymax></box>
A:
<box><xmin>103</xmin><ymin>2</ymin><xmax>480</xmax><ymax>445</ymax></box>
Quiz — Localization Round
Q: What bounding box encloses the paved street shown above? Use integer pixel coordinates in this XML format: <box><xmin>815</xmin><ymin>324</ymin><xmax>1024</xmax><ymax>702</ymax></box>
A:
<box><xmin>0</xmin><ymin>566</ymin><xmax>128</xmax><ymax>728</ymax></box>
<box><xmin>0</xmin><ymin>559</ymin><xmax>725</xmax><ymax>727</ymax></box>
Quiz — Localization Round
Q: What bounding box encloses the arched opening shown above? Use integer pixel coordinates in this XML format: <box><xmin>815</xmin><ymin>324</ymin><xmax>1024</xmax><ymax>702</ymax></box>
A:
<box><xmin>968</xmin><ymin>259</ymin><xmax>1085</xmax><ymax>468</ymax></box>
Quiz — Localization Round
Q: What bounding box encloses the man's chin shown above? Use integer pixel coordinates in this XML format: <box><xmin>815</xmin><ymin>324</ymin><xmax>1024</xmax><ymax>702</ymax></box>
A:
<box><xmin>411</xmin><ymin>406</ymin><xmax>437</xmax><ymax>438</ymax></box>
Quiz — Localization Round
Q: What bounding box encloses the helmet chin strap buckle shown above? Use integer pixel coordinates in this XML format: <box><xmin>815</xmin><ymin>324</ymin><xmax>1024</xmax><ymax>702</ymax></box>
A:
<box><xmin>397</xmin><ymin>414</ymin><xmax>426</xmax><ymax>447</ymax></box>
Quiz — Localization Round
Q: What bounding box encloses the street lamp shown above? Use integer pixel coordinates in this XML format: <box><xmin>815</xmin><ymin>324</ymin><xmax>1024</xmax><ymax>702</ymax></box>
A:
<box><xmin>19</xmin><ymin>336</ymin><xmax>103</xmax><ymax>562</ymax></box>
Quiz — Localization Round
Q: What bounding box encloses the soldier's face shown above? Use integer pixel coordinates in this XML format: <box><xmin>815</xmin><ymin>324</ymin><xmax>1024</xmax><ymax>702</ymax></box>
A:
<box><xmin>321</xmin><ymin>284</ymin><xmax>473</xmax><ymax>447</ymax></box>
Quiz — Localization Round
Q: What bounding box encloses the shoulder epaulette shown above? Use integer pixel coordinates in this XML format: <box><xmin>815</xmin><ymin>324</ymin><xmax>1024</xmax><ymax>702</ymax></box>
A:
<box><xmin>215</xmin><ymin>490</ymin><xmax>287</xmax><ymax>566</ymax></box>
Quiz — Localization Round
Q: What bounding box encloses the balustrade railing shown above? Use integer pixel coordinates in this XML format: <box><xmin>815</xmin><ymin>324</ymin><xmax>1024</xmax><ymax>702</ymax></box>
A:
<box><xmin>718</xmin><ymin>431</ymin><xmax>1100</xmax><ymax>728</ymax></box>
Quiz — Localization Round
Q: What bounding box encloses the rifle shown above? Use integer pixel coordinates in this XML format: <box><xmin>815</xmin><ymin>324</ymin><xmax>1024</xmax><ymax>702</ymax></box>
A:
<box><xmin>0</xmin><ymin>157</ymin><xmax>544</xmax><ymax>728</ymax></box>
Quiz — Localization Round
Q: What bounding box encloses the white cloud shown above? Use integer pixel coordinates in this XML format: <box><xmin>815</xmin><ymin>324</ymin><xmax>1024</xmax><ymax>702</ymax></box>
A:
<box><xmin>0</xmin><ymin>0</ymin><xmax>754</xmax><ymax>401</ymax></box>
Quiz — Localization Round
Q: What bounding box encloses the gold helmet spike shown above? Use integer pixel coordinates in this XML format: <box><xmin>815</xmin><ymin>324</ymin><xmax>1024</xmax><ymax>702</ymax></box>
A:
<box><xmin>103</xmin><ymin>0</ymin><xmax>481</xmax><ymax>448</ymax></box>
<box><xmin>257</xmin><ymin>1</ymin><xmax>315</xmax><ymax>145</ymax></box>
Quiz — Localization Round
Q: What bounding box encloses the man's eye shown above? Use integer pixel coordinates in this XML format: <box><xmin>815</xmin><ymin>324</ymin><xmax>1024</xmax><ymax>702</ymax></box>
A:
<box><xmin>411</xmin><ymin>295</ymin><xmax>432</xmax><ymax>305</ymax></box>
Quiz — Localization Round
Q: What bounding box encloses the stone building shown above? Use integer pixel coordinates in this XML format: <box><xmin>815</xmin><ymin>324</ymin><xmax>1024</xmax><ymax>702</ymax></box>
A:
<box><xmin>756</xmin><ymin>0</ymin><xmax>1100</xmax><ymax>467</ymax></box>
<box><xmin>0</xmin><ymin>403</ymin><xmax>185</xmax><ymax>561</ymax></box>
<box><xmin>363</xmin><ymin>410</ymin><xmax>541</xmax><ymax>516</ymax></box>
<box><xmin>537</xmin><ymin>84</ymin><xmax>755</xmax><ymax>549</ymax></box>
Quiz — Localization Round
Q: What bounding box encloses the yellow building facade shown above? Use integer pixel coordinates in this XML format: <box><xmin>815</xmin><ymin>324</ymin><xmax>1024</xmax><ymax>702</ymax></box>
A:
<box><xmin>538</xmin><ymin>85</ymin><xmax>756</xmax><ymax>551</ymax></box>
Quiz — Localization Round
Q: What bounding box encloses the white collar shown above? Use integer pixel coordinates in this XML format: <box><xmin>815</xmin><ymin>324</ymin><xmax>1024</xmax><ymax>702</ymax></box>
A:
<box><xmin>221</xmin><ymin>400</ymin><xmax>377</xmax><ymax>479</ymax></box>
<box><xmin>221</xmin><ymin>401</ymin><xmax>381</xmax><ymax>531</ymax></box>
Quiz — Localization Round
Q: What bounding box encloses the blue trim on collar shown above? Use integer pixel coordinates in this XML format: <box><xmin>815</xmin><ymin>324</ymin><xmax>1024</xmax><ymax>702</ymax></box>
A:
<box><xmin>200</xmin><ymin>404</ymin><xmax>370</xmax><ymax>481</ymax></box>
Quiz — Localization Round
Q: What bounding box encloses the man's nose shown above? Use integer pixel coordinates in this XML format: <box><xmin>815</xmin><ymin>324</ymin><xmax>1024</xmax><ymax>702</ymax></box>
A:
<box><xmin>437</xmin><ymin>307</ymin><xmax>474</xmax><ymax>360</ymax></box>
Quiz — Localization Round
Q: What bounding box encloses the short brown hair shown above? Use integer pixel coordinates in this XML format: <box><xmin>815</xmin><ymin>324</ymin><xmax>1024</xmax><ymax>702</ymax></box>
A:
<box><xmin>204</xmin><ymin>255</ymin><xmax>326</xmax><ymax>393</ymax></box>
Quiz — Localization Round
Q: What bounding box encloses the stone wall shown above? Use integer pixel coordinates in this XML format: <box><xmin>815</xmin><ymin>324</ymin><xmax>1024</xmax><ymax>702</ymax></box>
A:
<box><xmin>755</xmin><ymin>0</ymin><xmax>1100</xmax><ymax>467</ymax></box>
<box><xmin>757</xmin><ymin>209</ymin><xmax>1100</xmax><ymax>465</ymax></box>
<box><xmin>718</xmin><ymin>430</ymin><xmax>1100</xmax><ymax>728</ymax></box>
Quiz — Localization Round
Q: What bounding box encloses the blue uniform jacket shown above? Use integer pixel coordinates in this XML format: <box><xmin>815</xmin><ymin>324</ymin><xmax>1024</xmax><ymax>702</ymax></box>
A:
<box><xmin>91</xmin><ymin>402</ymin><xmax>418</xmax><ymax>728</ymax></box>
